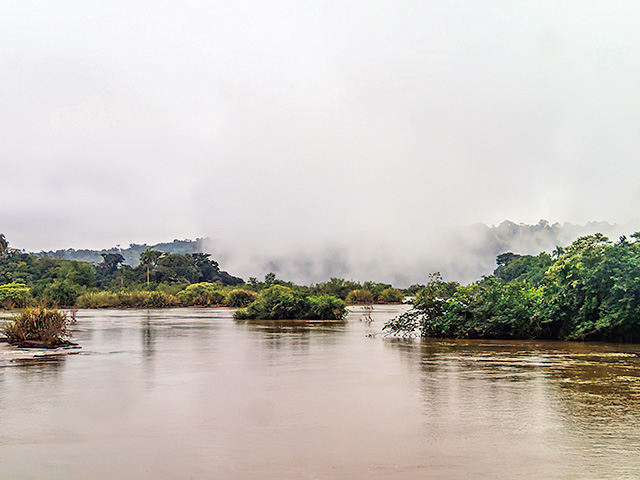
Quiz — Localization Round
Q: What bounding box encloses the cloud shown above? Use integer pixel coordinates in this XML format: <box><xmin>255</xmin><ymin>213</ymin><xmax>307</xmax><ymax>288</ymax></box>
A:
<box><xmin>2</xmin><ymin>1</ymin><xmax>640</xmax><ymax>284</ymax></box>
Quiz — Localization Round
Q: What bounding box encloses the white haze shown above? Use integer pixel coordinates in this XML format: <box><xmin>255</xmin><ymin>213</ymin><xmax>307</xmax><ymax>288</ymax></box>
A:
<box><xmin>2</xmin><ymin>1</ymin><xmax>640</xmax><ymax>284</ymax></box>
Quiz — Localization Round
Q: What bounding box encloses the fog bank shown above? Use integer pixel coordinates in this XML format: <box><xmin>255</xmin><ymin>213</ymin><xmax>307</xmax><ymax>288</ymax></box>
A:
<box><xmin>2</xmin><ymin>2</ymin><xmax>640</xmax><ymax>275</ymax></box>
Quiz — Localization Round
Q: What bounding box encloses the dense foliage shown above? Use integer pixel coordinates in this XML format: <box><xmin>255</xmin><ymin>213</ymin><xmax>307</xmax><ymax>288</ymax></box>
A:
<box><xmin>233</xmin><ymin>275</ymin><xmax>404</xmax><ymax>304</ymax></box>
<box><xmin>0</xmin><ymin>233</ymin><xmax>403</xmax><ymax>311</ymax></box>
<box><xmin>0</xmin><ymin>282</ymin><xmax>30</xmax><ymax>309</ymax></box>
<box><xmin>234</xmin><ymin>286</ymin><xmax>347</xmax><ymax>321</ymax></box>
<box><xmin>385</xmin><ymin>234</ymin><xmax>640</xmax><ymax>342</ymax></box>
<box><xmin>0</xmin><ymin>235</ymin><xmax>244</xmax><ymax>308</ymax></box>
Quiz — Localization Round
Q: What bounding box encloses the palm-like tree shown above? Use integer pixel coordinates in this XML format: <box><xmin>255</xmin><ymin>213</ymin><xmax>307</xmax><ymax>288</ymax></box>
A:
<box><xmin>551</xmin><ymin>245</ymin><xmax>564</xmax><ymax>260</ymax></box>
<box><xmin>0</xmin><ymin>233</ymin><xmax>8</xmax><ymax>256</ymax></box>
<box><xmin>140</xmin><ymin>248</ymin><xmax>164</xmax><ymax>285</ymax></box>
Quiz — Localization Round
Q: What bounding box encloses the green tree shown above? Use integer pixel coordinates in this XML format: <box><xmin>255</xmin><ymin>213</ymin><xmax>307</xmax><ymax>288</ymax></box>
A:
<box><xmin>313</xmin><ymin>277</ymin><xmax>360</xmax><ymax>299</ymax></box>
<box><xmin>224</xmin><ymin>289</ymin><xmax>258</xmax><ymax>307</ymax></box>
<box><xmin>378</xmin><ymin>287</ymin><xmax>403</xmax><ymax>303</ymax></box>
<box><xmin>236</xmin><ymin>285</ymin><xmax>307</xmax><ymax>320</ymax></box>
<box><xmin>346</xmin><ymin>289</ymin><xmax>374</xmax><ymax>304</ymax></box>
<box><xmin>541</xmin><ymin>234</ymin><xmax>611</xmax><ymax>339</ymax></box>
<box><xmin>140</xmin><ymin>248</ymin><xmax>164</xmax><ymax>284</ymax></box>
<box><xmin>264</xmin><ymin>272</ymin><xmax>277</xmax><ymax>286</ymax></box>
<box><xmin>0</xmin><ymin>282</ymin><xmax>30</xmax><ymax>308</ymax></box>
<box><xmin>234</xmin><ymin>285</ymin><xmax>346</xmax><ymax>321</ymax></box>
<box><xmin>96</xmin><ymin>253</ymin><xmax>125</xmax><ymax>280</ymax></box>
<box><xmin>384</xmin><ymin>273</ymin><xmax>458</xmax><ymax>337</ymax></box>
<box><xmin>0</xmin><ymin>233</ymin><xmax>8</xmax><ymax>256</ymax></box>
<box><xmin>493</xmin><ymin>252</ymin><xmax>552</xmax><ymax>284</ymax></box>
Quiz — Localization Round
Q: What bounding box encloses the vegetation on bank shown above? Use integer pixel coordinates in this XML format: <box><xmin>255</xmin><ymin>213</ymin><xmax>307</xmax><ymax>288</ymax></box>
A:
<box><xmin>2</xmin><ymin>308</ymin><xmax>71</xmax><ymax>348</ymax></box>
<box><xmin>11</xmin><ymin>231</ymin><xmax>640</xmax><ymax>341</ymax></box>
<box><xmin>0</xmin><ymin>235</ymin><xmax>250</xmax><ymax>309</ymax></box>
<box><xmin>234</xmin><ymin>286</ymin><xmax>347</xmax><ymax>321</ymax></box>
<box><xmin>74</xmin><ymin>284</ymin><xmax>259</xmax><ymax>309</ymax></box>
<box><xmin>385</xmin><ymin>233</ymin><xmax>640</xmax><ymax>343</ymax></box>
<box><xmin>0</xmin><ymin>234</ymin><xmax>403</xmax><ymax>311</ymax></box>
<box><xmin>0</xmin><ymin>282</ymin><xmax>30</xmax><ymax>309</ymax></box>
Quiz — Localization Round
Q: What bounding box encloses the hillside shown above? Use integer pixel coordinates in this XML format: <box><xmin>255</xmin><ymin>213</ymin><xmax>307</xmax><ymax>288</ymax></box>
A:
<box><xmin>31</xmin><ymin>220</ymin><xmax>640</xmax><ymax>286</ymax></box>
<box><xmin>36</xmin><ymin>238</ymin><xmax>209</xmax><ymax>266</ymax></box>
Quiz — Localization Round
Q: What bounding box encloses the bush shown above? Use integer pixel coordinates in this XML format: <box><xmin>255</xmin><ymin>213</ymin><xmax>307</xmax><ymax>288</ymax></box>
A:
<box><xmin>346</xmin><ymin>289</ymin><xmax>374</xmax><ymax>304</ymax></box>
<box><xmin>306</xmin><ymin>295</ymin><xmax>347</xmax><ymax>320</ymax></box>
<box><xmin>235</xmin><ymin>285</ymin><xmax>307</xmax><ymax>320</ymax></box>
<box><xmin>40</xmin><ymin>279</ymin><xmax>83</xmax><ymax>307</ymax></box>
<box><xmin>2</xmin><ymin>308</ymin><xmax>69</xmax><ymax>347</ymax></box>
<box><xmin>377</xmin><ymin>287</ymin><xmax>403</xmax><ymax>303</ymax></box>
<box><xmin>177</xmin><ymin>283</ymin><xmax>224</xmax><ymax>306</ymax></box>
<box><xmin>0</xmin><ymin>282</ymin><xmax>30</xmax><ymax>309</ymax></box>
<box><xmin>224</xmin><ymin>289</ymin><xmax>258</xmax><ymax>307</ymax></box>
<box><xmin>235</xmin><ymin>286</ymin><xmax>346</xmax><ymax>321</ymax></box>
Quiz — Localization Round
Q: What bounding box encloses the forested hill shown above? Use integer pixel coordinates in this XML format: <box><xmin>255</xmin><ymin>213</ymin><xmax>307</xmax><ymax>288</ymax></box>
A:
<box><xmin>445</xmin><ymin>219</ymin><xmax>636</xmax><ymax>283</ymax></box>
<box><xmin>36</xmin><ymin>238</ymin><xmax>209</xmax><ymax>266</ymax></box>
<box><xmin>29</xmin><ymin>220</ymin><xmax>640</xmax><ymax>286</ymax></box>
<box><xmin>216</xmin><ymin>220</ymin><xmax>639</xmax><ymax>286</ymax></box>
<box><xmin>464</xmin><ymin>220</ymin><xmax>628</xmax><ymax>259</ymax></box>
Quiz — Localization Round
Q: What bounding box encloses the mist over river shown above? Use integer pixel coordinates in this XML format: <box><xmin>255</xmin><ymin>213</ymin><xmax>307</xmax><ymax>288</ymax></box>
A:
<box><xmin>1</xmin><ymin>306</ymin><xmax>639</xmax><ymax>479</ymax></box>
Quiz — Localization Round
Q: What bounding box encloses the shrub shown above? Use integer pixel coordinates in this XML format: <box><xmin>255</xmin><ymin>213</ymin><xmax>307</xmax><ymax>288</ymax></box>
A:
<box><xmin>235</xmin><ymin>286</ymin><xmax>346</xmax><ymax>321</ymax></box>
<box><xmin>0</xmin><ymin>282</ymin><xmax>30</xmax><ymax>309</ymax></box>
<box><xmin>346</xmin><ymin>289</ymin><xmax>374</xmax><ymax>304</ymax></box>
<box><xmin>2</xmin><ymin>308</ymin><xmax>69</xmax><ymax>347</ymax></box>
<box><xmin>306</xmin><ymin>295</ymin><xmax>347</xmax><ymax>320</ymax></box>
<box><xmin>224</xmin><ymin>289</ymin><xmax>258</xmax><ymax>307</ymax></box>
<box><xmin>377</xmin><ymin>287</ymin><xmax>404</xmax><ymax>304</ymax></box>
<box><xmin>41</xmin><ymin>279</ymin><xmax>82</xmax><ymax>307</ymax></box>
<box><xmin>235</xmin><ymin>285</ymin><xmax>307</xmax><ymax>320</ymax></box>
<box><xmin>177</xmin><ymin>283</ymin><xmax>224</xmax><ymax>306</ymax></box>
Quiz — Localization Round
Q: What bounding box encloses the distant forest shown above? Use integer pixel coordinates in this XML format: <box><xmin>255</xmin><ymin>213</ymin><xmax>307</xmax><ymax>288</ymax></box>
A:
<box><xmin>0</xmin><ymin>233</ymin><xmax>404</xmax><ymax>310</ymax></box>
<box><xmin>35</xmin><ymin>238</ymin><xmax>210</xmax><ymax>267</ymax></box>
<box><xmin>0</xmin><ymin>233</ymin><xmax>244</xmax><ymax>309</ymax></box>
<box><xmin>25</xmin><ymin>220</ymin><xmax>640</xmax><ymax>286</ymax></box>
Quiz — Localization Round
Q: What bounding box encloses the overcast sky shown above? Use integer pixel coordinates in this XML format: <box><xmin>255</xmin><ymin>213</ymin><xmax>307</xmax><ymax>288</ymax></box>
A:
<box><xmin>2</xmin><ymin>1</ymin><xmax>640</xmax><ymax>278</ymax></box>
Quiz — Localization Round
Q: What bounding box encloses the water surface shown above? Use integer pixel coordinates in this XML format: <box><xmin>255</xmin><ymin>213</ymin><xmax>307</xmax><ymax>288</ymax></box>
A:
<box><xmin>1</xmin><ymin>306</ymin><xmax>639</xmax><ymax>479</ymax></box>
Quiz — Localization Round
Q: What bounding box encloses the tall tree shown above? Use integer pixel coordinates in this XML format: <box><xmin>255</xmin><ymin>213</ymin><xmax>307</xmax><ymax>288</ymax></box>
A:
<box><xmin>190</xmin><ymin>253</ymin><xmax>219</xmax><ymax>283</ymax></box>
<box><xmin>0</xmin><ymin>233</ymin><xmax>8</xmax><ymax>256</ymax></box>
<box><xmin>96</xmin><ymin>252</ymin><xmax>125</xmax><ymax>281</ymax></box>
<box><xmin>140</xmin><ymin>248</ymin><xmax>164</xmax><ymax>285</ymax></box>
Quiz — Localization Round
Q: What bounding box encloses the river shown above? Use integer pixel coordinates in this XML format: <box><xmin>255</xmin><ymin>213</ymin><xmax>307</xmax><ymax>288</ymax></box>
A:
<box><xmin>1</xmin><ymin>305</ymin><xmax>639</xmax><ymax>479</ymax></box>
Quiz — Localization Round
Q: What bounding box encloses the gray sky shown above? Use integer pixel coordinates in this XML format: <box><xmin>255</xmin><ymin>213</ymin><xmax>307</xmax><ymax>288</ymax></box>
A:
<box><xmin>2</xmin><ymin>1</ymin><xmax>640</xmax><ymax>280</ymax></box>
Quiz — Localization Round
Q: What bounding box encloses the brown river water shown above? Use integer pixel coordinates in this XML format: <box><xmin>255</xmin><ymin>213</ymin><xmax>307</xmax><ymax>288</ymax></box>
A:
<box><xmin>1</xmin><ymin>305</ymin><xmax>640</xmax><ymax>479</ymax></box>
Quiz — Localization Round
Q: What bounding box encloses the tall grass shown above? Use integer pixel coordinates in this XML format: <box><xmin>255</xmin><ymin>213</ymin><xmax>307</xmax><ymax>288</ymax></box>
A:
<box><xmin>76</xmin><ymin>286</ymin><xmax>261</xmax><ymax>309</ymax></box>
<box><xmin>76</xmin><ymin>291</ymin><xmax>179</xmax><ymax>308</ymax></box>
<box><xmin>2</xmin><ymin>308</ymin><xmax>68</xmax><ymax>346</ymax></box>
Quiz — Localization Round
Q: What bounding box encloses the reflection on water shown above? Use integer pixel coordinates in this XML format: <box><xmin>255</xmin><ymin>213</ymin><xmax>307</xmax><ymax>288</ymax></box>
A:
<box><xmin>141</xmin><ymin>310</ymin><xmax>155</xmax><ymax>360</ymax></box>
<box><xmin>388</xmin><ymin>338</ymin><xmax>640</xmax><ymax>478</ymax></box>
<box><xmin>0</xmin><ymin>306</ymin><xmax>639</xmax><ymax>479</ymax></box>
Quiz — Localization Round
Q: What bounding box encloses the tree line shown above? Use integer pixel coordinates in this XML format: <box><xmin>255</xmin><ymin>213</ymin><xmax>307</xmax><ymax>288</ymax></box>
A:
<box><xmin>0</xmin><ymin>235</ymin><xmax>243</xmax><ymax>308</ymax></box>
<box><xmin>0</xmin><ymin>235</ymin><xmax>405</xmax><ymax>310</ymax></box>
<box><xmin>385</xmin><ymin>233</ymin><xmax>640</xmax><ymax>343</ymax></box>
